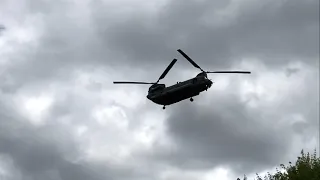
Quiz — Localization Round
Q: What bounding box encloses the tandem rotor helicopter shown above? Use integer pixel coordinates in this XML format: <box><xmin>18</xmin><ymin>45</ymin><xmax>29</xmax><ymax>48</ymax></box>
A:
<box><xmin>113</xmin><ymin>49</ymin><xmax>251</xmax><ymax>109</ymax></box>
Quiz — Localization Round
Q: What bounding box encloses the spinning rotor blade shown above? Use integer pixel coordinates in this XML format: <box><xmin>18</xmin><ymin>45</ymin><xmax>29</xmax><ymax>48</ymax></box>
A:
<box><xmin>114</xmin><ymin>59</ymin><xmax>177</xmax><ymax>85</ymax></box>
<box><xmin>177</xmin><ymin>49</ymin><xmax>204</xmax><ymax>72</ymax></box>
<box><xmin>113</xmin><ymin>81</ymin><xmax>156</xmax><ymax>84</ymax></box>
<box><xmin>206</xmin><ymin>71</ymin><xmax>251</xmax><ymax>74</ymax></box>
<box><xmin>157</xmin><ymin>58</ymin><xmax>177</xmax><ymax>82</ymax></box>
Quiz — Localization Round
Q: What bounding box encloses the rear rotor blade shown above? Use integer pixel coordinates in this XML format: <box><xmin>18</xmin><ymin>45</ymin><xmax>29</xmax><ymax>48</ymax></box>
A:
<box><xmin>113</xmin><ymin>81</ymin><xmax>156</xmax><ymax>84</ymax></box>
<box><xmin>206</xmin><ymin>71</ymin><xmax>251</xmax><ymax>74</ymax></box>
<box><xmin>177</xmin><ymin>49</ymin><xmax>204</xmax><ymax>72</ymax></box>
<box><xmin>158</xmin><ymin>58</ymin><xmax>177</xmax><ymax>82</ymax></box>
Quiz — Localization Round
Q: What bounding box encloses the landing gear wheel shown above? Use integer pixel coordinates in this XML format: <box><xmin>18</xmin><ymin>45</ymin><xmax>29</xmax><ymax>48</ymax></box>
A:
<box><xmin>163</xmin><ymin>106</ymin><xmax>166</xmax><ymax>109</ymax></box>
<box><xmin>190</xmin><ymin>97</ymin><xmax>194</xmax><ymax>102</ymax></box>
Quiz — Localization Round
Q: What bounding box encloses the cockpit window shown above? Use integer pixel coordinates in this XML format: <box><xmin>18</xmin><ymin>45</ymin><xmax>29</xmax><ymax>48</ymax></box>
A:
<box><xmin>149</xmin><ymin>84</ymin><xmax>165</xmax><ymax>93</ymax></box>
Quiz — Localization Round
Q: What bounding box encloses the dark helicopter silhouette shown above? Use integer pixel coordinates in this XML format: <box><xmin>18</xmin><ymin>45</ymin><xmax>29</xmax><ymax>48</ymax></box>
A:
<box><xmin>113</xmin><ymin>49</ymin><xmax>251</xmax><ymax>109</ymax></box>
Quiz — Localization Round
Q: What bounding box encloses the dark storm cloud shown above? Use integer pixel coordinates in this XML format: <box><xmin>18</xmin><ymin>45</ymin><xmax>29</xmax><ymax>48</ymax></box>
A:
<box><xmin>1</xmin><ymin>0</ymin><xmax>319</xmax><ymax>179</ymax></box>
<box><xmin>144</xmin><ymin>65</ymin><xmax>319</xmax><ymax>176</ymax></box>
<box><xmin>288</xmin><ymin>69</ymin><xmax>319</xmax><ymax>138</ymax></box>
<box><xmin>145</xmin><ymin>95</ymin><xmax>290</xmax><ymax>175</ymax></box>
<box><xmin>0</xmin><ymin>98</ymin><xmax>97</xmax><ymax>179</ymax></box>
<box><xmin>100</xmin><ymin>0</ymin><xmax>319</xmax><ymax>68</ymax></box>
<box><xmin>0</xmin><ymin>95</ymin><xmax>157</xmax><ymax>180</ymax></box>
<box><xmin>4</xmin><ymin>0</ymin><xmax>318</xmax><ymax>91</ymax></box>
<box><xmin>0</xmin><ymin>0</ymin><xmax>119</xmax><ymax>91</ymax></box>
<box><xmin>91</xmin><ymin>0</ymin><xmax>319</xmax><ymax>175</ymax></box>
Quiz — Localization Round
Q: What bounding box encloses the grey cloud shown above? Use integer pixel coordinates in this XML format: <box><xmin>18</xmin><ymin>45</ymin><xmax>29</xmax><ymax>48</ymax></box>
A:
<box><xmin>0</xmin><ymin>0</ymin><xmax>111</xmax><ymax>91</ymax></box>
<box><xmin>147</xmin><ymin>95</ymin><xmax>291</xmax><ymax>175</ymax></box>
<box><xmin>0</xmin><ymin>75</ymin><xmax>164</xmax><ymax>180</ymax></box>
<box><xmin>100</xmin><ymin>0</ymin><xmax>319</xmax><ymax>68</ymax></box>
<box><xmin>4</xmin><ymin>0</ymin><xmax>318</xmax><ymax>91</ymax></box>
<box><xmin>0</xmin><ymin>95</ymin><xmax>155</xmax><ymax>180</ymax></box>
<box><xmin>0</xmin><ymin>24</ymin><xmax>4</xmax><ymax>31</ymax></box>
<box><xmin>285</xmin><ymin>67</ymin><xmax>300</xmax><ymax>77</ymax></box>
<box><xmin>0</xmin><ymin>0</ymin><xmax>319</xmax><ymax>179</ymax></box>
<box><xmin>0</xmin><ymin>100</ymin><xmax>78</xmax><ymax>178</ymax></box>
<box><xmin>143</xmin><ymin>65</ymin><xmax>319</xmax><ymax>176</ymax></box>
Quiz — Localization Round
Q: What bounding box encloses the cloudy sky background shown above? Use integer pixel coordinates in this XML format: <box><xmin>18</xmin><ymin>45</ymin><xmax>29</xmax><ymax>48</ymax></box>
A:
<box><xmin>0</xmin><ymin>0</ymin><xmax>319</xmax><ymax>179</ymax></box>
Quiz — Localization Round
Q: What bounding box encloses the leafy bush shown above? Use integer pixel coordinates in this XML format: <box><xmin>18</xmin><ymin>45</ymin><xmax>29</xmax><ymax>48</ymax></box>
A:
<box><xmin>239</xmin><ymin>149</ymin><xmax>320</xmax><ymax>180</ymax></box>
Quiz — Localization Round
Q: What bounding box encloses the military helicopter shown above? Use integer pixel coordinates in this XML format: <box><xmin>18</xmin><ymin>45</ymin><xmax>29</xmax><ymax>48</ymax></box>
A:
<box><xmin>113</xmin><ymin>49</ymin><xmax>251</xmax><ymax>109</ymax></box>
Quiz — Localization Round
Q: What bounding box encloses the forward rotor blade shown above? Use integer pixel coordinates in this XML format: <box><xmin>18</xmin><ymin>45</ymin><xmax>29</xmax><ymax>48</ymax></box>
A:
<box><xmin>158</xmin><ymin>59</ymin><xmax>177</xmax><ymax>82</ymax></box>
<box><xmin>113</xmin><ymin>81</ymin><xmax>156</xmax><ymax>84</ymax></box>
<box><xmin>177</xmin><ymin>49</ymin><xmax>204</xmax><ymax>72</ymax></box>
<box><xmin>206</xmin><ymin>71</ymin><xmax>251</xmax><ymax>74</ymax></box>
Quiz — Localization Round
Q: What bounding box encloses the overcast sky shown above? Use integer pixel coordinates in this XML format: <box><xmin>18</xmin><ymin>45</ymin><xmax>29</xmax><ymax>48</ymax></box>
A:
<box><xmin>0</xmin><ymin>0</ymin><xmax>319</xmax><ymax>179</ymax></box>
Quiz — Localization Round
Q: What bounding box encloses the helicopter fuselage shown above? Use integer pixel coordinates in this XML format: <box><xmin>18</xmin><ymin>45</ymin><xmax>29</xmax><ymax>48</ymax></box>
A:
<box><xmin>146</xmin><ymin>74</ymin><xmax>213</xmax><ymax>106</ymax></box>
<box><xmin>113</xmin><ymin>49</ymin><xmax>250</xmax><ymax>109</ymax></box>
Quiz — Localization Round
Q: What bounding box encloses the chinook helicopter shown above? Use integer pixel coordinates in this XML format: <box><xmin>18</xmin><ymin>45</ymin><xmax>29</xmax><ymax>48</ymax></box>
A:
<box><xmin>113</xmin><ymin>49</ymin><xmax>251</xmax><ymax>109</ymax></box>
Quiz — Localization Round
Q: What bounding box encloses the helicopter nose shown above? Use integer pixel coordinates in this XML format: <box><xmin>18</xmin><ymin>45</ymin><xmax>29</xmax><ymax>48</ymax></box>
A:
<box><xmin>208</xmin><ymin>80</ymin><xmax>213</xmax><ymax>87</ymax></box>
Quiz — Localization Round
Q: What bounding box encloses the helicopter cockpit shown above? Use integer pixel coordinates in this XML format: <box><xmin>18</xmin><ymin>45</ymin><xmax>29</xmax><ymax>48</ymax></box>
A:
<box><xmin>148</xmin><ymin>84</ymin><xmax>165</xmax><ymax>94</ymax></box>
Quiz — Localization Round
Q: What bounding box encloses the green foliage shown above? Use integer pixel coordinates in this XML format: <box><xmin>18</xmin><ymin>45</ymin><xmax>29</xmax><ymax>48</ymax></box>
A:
<box><xmin>240</xmin><ymin>149</ymin><xmax>320</xmax><ymax>180</ymax></box>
